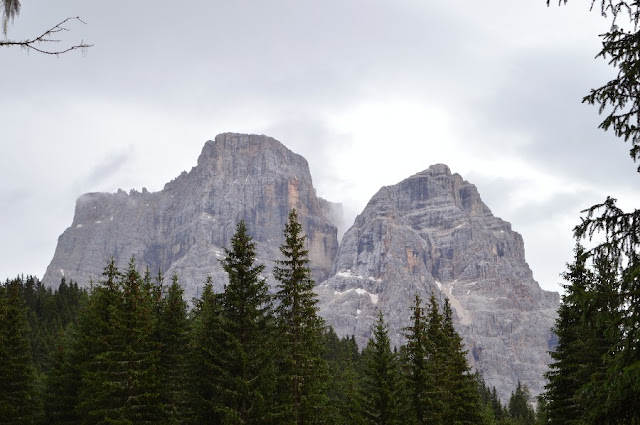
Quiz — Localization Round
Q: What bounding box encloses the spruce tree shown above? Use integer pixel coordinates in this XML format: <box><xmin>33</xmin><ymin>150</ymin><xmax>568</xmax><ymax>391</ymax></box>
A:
<box><xmin>273</xmin><ymin>209</ymin><xmax>329</xmax><ymax>424</ymax></box>
<box><xmin>216</xmin><ymin>220</ymin><xmax>276</xmax><ymax>424</ymax></box>
<box><xmin>323</xmin><ymin>330</ymin><xmax>363</xmax><ymax>425</ymax></box>
<box><xmin>402</xmin><ymin>294</ymin><xmax>431</xmax><ymax>425</ymax></box>
<box><xmin>114</xmin><ymin>258</ymin><xmax>163</xmax><ymax>423</ymax></box>
<box><xmin>189</xmin><ymin>278</ymin><xmax>225</xmax><ymax>425</ymax></box>
<box><xmin>441</xmin><ymin>298</ymin><xmax>484</xmax><ymax>424</ymax></box>
<box><xmin>423</xmin><ymin>295</ymin><xmax>448</xmax><ymax>425</ymax></box>
<box><xmin>507</xmin><ymin>382</ymin><xmax>535</xmax><ymax>425</ymax></box>
<box><xmin>75</xmin><ymin>257</ymin><xmax>163</xmax><ymax>424</ymax></box>
<box><xmin>547</xmin><ymin>2</ymin><xmax>640</xmax><ymax>423</ymax></box>
<box><xmin>0</xmin><ymin>279</ymin><xmax>38</xmax><ymax>424</ymax></box>
<box><xmin>543</xmin><ymin>243</ymin><xmax>624</xmax><ymax>425</ymax></box>
<box><xmin>43</xmin><ymin>329</ymin><xmax>81</xmax><ymax>425</ymax></box>
<box><xmin>360</xmin><ymin>310</ymin><xmax>402</xmax><ymax>425</ymax></box>
<box><xmin>543</xmin><ymin>244</ymin><xmax>596</xmax><ymax>425</ymax></box>
<box><xmin>157</xmin><ymin>274</ymin><xmax>191</xmax><ymax>424</ymax></box>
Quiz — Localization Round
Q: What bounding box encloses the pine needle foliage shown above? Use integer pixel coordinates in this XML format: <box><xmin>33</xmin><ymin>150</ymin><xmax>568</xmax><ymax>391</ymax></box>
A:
<box><xmin>441</xmin><ymin>299</ymin><xmax>485</xmax><ymax>425</ymax></box>
<box><xmin>189</xmin><ymin>278</ymin><xmax>225</xmax><ymax>425</ymax></box>
<box><xmin>360</xmin><ymin>310</ymin><xmax>403</xmax><ymax>425</ymax></box>
<box><xmin>74</xmin><ymin>258</ymin><xmax>163</xmax><ymax>424</ymax></box>
<box><xmin>216</xmin><ymin>220</ymin><xmax>277</xmax><ymax>424</ymax></box>
<box><xmin>273</xmin><ymin>209</ymin><xmax>329</xmax><ymax>425</ymax></box>
<box><xmin>550</xmin><ymin>0</ymin><xmax>640</xmax><ymax>170</ymax></box>
<box><xmin>543</xmin><ymin>2</ymin><xmax>640</xmax><ymax>423</ymax></box>
<box><xmin>402</xmin><ymin>294</ymin><xmax>431</xmax><ymax>425</ymax></box>
<box><xmin>157</xmin><ymin>274</ymin><xmax>191</xmax><ymax>424</ymax></box>
<box><xmin>0</xmin><ymin>279</ymin><xmax>37</xmax><ymax>425</ymax></box>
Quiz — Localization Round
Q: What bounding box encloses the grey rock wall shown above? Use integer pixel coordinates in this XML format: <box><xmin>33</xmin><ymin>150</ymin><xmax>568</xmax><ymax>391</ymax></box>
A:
<box><xmin>43</xmin><ymin>133</ymin><xmax>340</xmax><ymax>300</ymax></box>
<box><xmin>43</xmin><ymin>135</ymin><xmax>558</xmax><ymax>403</ymax></box>
<box><xmin>316</xmin><ymin>164</ymin><xmax>558</xmax><ymax>402</ymax></box>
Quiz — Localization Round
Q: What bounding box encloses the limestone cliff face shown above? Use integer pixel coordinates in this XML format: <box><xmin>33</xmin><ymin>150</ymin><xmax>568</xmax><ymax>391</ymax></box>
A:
<box><xmin>43</xmin><ymin>133</ymin><xmax>339</xmax><ymax>300</ymax></box>
<box><xmin>44</xmin><ymin>136</ymin><xmax>558</xmax><ymax>403</ymax></box>
<box><xmin>316</xmin><ymin>164</ymin><xmax>559</xmax><ymax>401</ymax></box>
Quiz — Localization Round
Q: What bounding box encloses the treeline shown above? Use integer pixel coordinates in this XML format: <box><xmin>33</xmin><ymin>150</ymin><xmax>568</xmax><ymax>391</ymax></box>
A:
<box><xmin>2</xmin><ymin>210</ymin><xmax>537</xmax><ymax>425</ymax></box>
<box><xmin>540</xmin><ymin>238</ymin><xmax>640</xmax><ymax>424</ymax></box>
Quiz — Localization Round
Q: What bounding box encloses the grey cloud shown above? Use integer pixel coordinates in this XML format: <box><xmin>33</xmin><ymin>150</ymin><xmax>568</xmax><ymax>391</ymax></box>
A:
<box><xmin>0</xmin><ymin>188</ymin><xmax>34</xmax><ymax>206</ymax></box>
<box><xmin>2</xmin><ymin>0</ymin><xmax>639</xmax><ymax>290</ymax></box>
<box><xmin>465</xmin><ymin>45</ymin><xmax>640</xmax><ymax>192</ymax></box>
<box><xmin>73</xmin><ymin>146</ymin><xmax>135</xmax><ymax>193</ymax></box>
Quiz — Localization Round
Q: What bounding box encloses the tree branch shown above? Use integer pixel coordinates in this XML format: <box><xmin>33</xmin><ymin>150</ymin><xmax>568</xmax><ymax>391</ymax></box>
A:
<box><xmin>0</xmin><ymin>17</ymin><xmax>92</xmax><ymax>55</ymax></box>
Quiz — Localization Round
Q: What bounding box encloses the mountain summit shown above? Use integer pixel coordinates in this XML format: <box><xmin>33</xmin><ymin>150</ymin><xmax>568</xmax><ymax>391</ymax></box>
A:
<box><xmin>43</xmin><ymin>133</ymin><xmax>340</xmax><ymax>300</ymax></box>
<box><xmin>316</xmin><ymin>164</ymin><xmax>559</xmax><ymax>400</ymax></box>
<box><xmin>43</xmin><ymin>134</ymin><xmax>557</xmax><ymax>401</ymax></box>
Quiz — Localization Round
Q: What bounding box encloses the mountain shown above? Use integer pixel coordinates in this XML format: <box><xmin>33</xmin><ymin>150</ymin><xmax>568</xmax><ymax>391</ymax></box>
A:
<box><xmin>316</xmin><ymin>164</ymin><xmax>559</xmax><ymax>401</ymax></box>
<box><xmin>43</xmin><ymin>134</ymin><xmax>558</xmax><ymax>401</ymax></box>
<box><xmin>42</xmin><ymin>133</ymin><xmax>340</xmax><ymax>300</ymax></box>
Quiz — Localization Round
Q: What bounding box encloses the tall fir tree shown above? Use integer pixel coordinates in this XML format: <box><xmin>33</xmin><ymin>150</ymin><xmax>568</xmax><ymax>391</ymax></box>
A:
<box><xmin>273</xmin><ymin>209</ymin><xmax>329</xmax><ymax>424</ymax></box>
<box><xmin>423</xmin><ymin>295</ymin><xmax>448</xmax><ymax>425</ymax></box>
<box><xmin>547</xmin><ymin>2</ymin><xmax>640</xmax><ymax>423</ymax></box>
<box><xmin>75</xmin><ymin>257</ymin><xmax>163</xmax><ymax>424</ymax></box>
<box><xmin>441</xmin><ymin>298</ymin><xmax>485</xmax><ymax>424</ymax></box>
<box><xmin>216</xmin><ymin>220</ymin><xmax>277</xmax><ymax>424</ymax></box>
<box><xmin>360</xmin><ymin>310</ymin><xmax>403</xmax><ymax>425</ymax></box>
<box><xmin>323</xmin><ymin>330</ymin><xmax>363</xmax><ymax>425</ymax></box>
<box><xmin>157</xmin><ymin>274</ymin><xmax>191</xmax><ymax>424</ymax></box>
<box><xmin>543</xmin><ymin>243</ymin><xmax>625</xmax><ymax>425</ymax></box>
<box><xmin>507</xmin><ymin>382</ymin><xmax>535</xmax><ymax>425</ymax></box>
<box><xmin>544</xmin><ymin>244</ymin><xmax>598</xmax><ymax>425</ymax></box>
<box><xmin>0</xmin><ymin>279</ymin><xmax>38</xmax><ymax>424</ymax></box>
<box><xmin>189</xmin><ymin>278</ymin><xmax>225</xmax><ymax>425</ymax></box>
<box><xmin>402</xmin><ymin>294</ymin><xmax>431</xmax><ymax>425</ymax></box>
<box><xmin>43</xmin><ymin>328</ymin><xmax>81</xmax><ymax>425</ymax></box>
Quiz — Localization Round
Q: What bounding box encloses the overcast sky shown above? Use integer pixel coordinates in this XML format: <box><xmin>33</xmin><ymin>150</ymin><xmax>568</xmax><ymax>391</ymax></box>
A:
<box><xmin>2</xmin><ymin>0</ymin><xmax>639</xmax><ymax>293</ymax></box>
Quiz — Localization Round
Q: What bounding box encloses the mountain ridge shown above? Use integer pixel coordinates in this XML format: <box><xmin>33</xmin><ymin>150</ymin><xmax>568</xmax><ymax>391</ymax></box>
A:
<box><xmin>316</xmin><ymin>163</ymin><xmax>559</xmax><ymax>401</ymax></box>
<box><xmin>43</xmin><ymin>133</ymin><xmax>558</xmax><ymax>402</ymax></box>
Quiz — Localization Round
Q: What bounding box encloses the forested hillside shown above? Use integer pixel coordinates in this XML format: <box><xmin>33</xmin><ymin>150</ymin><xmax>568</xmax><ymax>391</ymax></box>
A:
<box><xmin>0</xmin><ymin>211</ymin><xmax>537</xmax><ymax>425</ymax></box>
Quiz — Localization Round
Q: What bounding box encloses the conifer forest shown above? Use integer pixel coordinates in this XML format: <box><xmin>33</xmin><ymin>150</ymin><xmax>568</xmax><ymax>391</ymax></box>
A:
<box><xmin>4</xmin><ymin>0</ymin><xmax>640</xmax><ymax>424</ymax></box>
<box><xmin>1</xmin><ymin>211</ymin><xmax>537</xmax><ymax>425</ymax></box>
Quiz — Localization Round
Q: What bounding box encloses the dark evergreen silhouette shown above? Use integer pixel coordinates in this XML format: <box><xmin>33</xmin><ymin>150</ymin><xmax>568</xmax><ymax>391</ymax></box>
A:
<box><xmin>189</xmin><ymin>278</ymin><xmax>224</xmax><ymax>425</ymax></box>
<box><xmin>74</xmin><ymin>258</ymin><xmax>163</xmax><ymax>424</ymax></box>
<box><xmin>507</xmin><ymin>382</ymin><xmax>535</xmax><ymax>425</ymax></box>
<box><xmin>157</xmin><ymin>274</ymin><xmax>191</xmax><ymax>424</ymax></box>
<box><xmin>323</xmin><ymin>329</ymin><xmax>363</xmax><ymax>425</ymax></box>
<box><xmin>216</xmin><ymin>220</ymin><xmax>277</xmax><ymax>424</ymax></box>
<box><xmin>546</xmin><ymin>3</ymin><xmax>640</xmax><ymax>423</ymax></box>
<box><xmin>441</xmin><ymin>299</ymin><xmax>484</xmax><ymax>424</ymax></box>
<box><xmin>0</xmin><ymin>278</ymin><xmax>37</xmax><ymax>425</ymax></box>
<box><xmin>402</xmin><ymin>294</ymin><xmax>431</xmax><ymax>425</ymax></box>
<box><xmin>360</xmin><ymin>310</ymin><xmax>403</xmax><ymax>425</ymax></box>
<box><xmin>273</xmin><ymin>209</ymin><xmax>329</xmax><ymax>424</ymax></box>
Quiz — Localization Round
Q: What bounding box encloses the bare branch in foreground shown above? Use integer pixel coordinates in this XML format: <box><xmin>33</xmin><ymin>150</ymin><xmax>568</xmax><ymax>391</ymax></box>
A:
<box><xmin>0</xmin><ymin>17</ymin><xmax>92</xmax><ymax>55</ymax></box>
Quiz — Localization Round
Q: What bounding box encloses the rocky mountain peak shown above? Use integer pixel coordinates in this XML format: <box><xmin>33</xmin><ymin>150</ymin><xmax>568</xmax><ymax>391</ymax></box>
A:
<box><xmin>43</xmin><ymin>133</ymin><xmax>339</xmax><ymax>300</ymax></box>
<box><xmin>195</xmin><ymin>133</ymin><xmax>309</xmax><ymax>180</ymax></box>
<box><xmin>421</xmin><ymin>162</ymin><xmax>451</xmax><ymax>176</ymax></box>
<box><xmin>43</xmin><ymin>135</ymin><xmax>558</xmax><ymax>403</ymax></box>
<box><xmin>317</xmin><ymin>165</ymin><xmax>558</xmax><ymax>401</ymax></box>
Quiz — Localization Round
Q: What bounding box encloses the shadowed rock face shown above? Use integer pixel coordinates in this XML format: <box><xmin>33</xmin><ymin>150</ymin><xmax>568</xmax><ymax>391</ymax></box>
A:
<box><xmin>42</xmin><ymin>133</ymin><xmax>340</xmax><ymax>300</ymax></box>
<box><xmin>316</xmin><ymin>164</ymin><xmax>559</xmax><ymax>402</ymax></box>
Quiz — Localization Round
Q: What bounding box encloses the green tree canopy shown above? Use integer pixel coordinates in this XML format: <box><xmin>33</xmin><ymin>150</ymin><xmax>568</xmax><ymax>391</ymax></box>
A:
<box><xmin>216</xmin><ymin>220</ymin><xmax>277</xmax><ymax>424</ymax></box>
<box><xmin>360</xmin><ymin>310</ymin><xmax>403</xmax><ymax>425</ymax></box>
<box><xmin>273</xmin><ymin>209</ymin><xmax>329</xmax><ymax>424</ymax></box>
<box><xmin>0</xmin><ymin>278</ymin><xmax>37</xmax><ymax>424</ymax></box>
